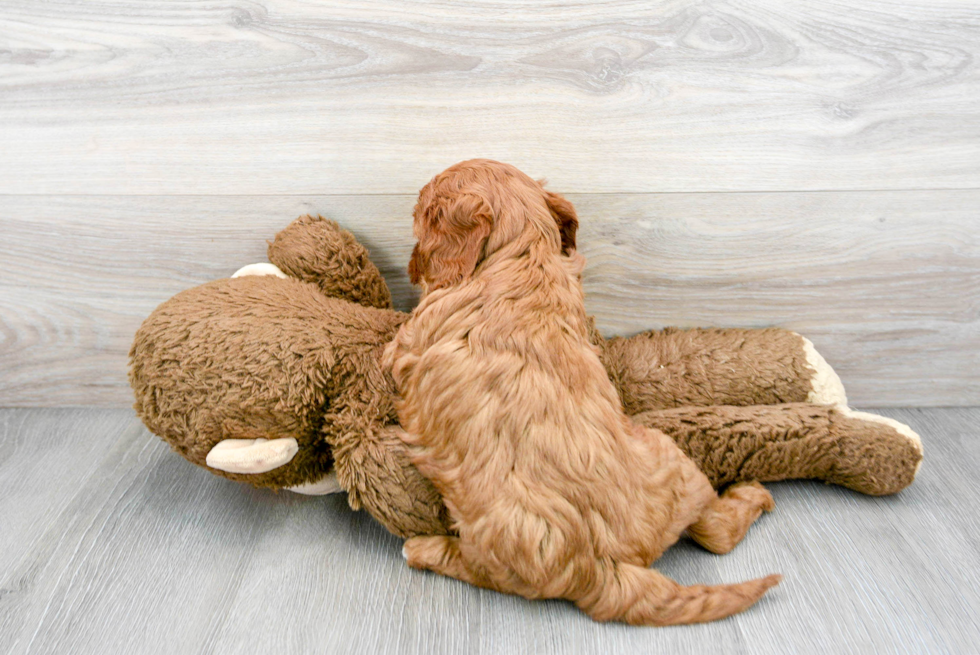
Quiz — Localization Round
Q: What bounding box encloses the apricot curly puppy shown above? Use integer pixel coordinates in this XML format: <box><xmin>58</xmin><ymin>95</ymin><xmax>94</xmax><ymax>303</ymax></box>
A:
<box><xmin>384</xmin><ymin>160</ymin><xmax>780</xmax><ymax>626</ymax></box>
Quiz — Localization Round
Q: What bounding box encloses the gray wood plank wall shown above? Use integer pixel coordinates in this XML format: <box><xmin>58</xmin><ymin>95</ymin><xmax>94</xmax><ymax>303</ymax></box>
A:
<box><xmin>1</xmin><ymin>0</ymin><xmax>978</xmax><ymax>407</ymax></box>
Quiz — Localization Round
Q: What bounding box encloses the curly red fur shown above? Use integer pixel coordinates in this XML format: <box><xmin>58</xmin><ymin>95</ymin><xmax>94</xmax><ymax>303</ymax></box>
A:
<box><xmin>385</xmin><ymin>160</ymin><xmax>780</xmax><ymax>626</ymax></box>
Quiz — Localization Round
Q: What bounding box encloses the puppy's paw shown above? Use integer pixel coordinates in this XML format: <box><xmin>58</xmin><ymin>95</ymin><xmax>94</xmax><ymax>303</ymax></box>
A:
<box><xmin>725</xmin><ymin>481</ymin><xmax>775</xmax><ymax>513</ymax></box>
<box><xmin>401</xmin><ymin>535</ymin><xmax>457</xmax><ymax>573</ymax></box>
<box><xmin>401</xmin><ymin>536</ymin><xmax>429</xmax><ymax>569</ymax></box>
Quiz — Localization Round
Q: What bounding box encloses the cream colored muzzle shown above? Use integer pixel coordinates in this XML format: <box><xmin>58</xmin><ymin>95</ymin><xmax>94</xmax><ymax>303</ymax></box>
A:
<box><xmin>205</xmin><ymin>438</ymin><xmax>343</xmax><ymax>495</ymax></box>
<box><xmin>206</xmin><ymin>437</ymin><xmax>299</xmax><ymax>474</ymax></box>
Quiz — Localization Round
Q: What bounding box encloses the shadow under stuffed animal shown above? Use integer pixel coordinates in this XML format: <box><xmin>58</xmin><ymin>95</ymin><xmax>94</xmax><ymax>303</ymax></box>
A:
<box><xmin>130</xmin><ymin>210</ymin><xmax>922</xmax><ymax>539</ymax></box>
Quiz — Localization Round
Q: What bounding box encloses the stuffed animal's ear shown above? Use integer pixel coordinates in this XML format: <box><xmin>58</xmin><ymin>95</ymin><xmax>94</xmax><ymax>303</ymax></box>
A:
<box><xmin>409</xmin><ymin>193</ymin><xmax>494</xmax><ymax>290</ymax></box>
<box><xmin>544</xmin><ymin>190</ymin><xmax>578</xmax><ymax>255</ymax></box>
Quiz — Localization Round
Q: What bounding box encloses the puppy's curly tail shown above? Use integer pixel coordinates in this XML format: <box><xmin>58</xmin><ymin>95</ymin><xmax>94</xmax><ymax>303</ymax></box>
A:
<box><xmin>577</xmin><ymin>562</ymin><xmax>781</xmax><ymax>626</ymax></box>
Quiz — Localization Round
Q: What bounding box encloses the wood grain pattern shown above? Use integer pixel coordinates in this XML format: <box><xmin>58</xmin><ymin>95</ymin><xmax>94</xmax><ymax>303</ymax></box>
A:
<box><xmin>1</xmin><ymin>1</ymin><xmax>974</xmax><ymax>648</ymax></box>
<box><xmin>1</xmin><ymin>191</ymin><xmax>976</xmax><ymax>407</ymax></box>
<box><xmin>0</xmin><ymin>407</ymin><xmax>975</xmax><ymax>654</ymax></box>
<box><xmin>1</xmin><ymin>0</ymin><xmax>978</xmax><ymax>194</ymax></box>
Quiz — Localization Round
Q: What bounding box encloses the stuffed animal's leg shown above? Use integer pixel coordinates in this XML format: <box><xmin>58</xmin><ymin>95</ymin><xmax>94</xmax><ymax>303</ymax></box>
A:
<box><xmin>267</xmin><ymin>214</ymin><xmax>393</xmax><ymax>309</ymax></box>
<box><xmin>402</xmin><ymin>536</ymin><xmax>482</xmax><ymax>587</ymax></box>
<box><xmin>632</xmin><ymin>403</ymin><xmax>922</xmax><ymax>495</ymax></box>
<box><xmin>599</xmin><ymin>327</ymin><xmax>846</xmax><ymax>413</ymax></box>
<box><xmin>687</xmin><ymin>482</ymin><xmax>775</xmax><ymax>554</ymax></box>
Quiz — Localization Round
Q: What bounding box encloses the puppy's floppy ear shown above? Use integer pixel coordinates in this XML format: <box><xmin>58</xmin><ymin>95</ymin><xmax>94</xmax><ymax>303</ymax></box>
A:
<box><xmin>544</xmin><ymin>190</ymin><xmax>578</xmax><ymax>255</ymax></box>
<box><xmin>410</xmin><ymin>193</ymin><xmax>494</xmax><ymax>290</ymax></box>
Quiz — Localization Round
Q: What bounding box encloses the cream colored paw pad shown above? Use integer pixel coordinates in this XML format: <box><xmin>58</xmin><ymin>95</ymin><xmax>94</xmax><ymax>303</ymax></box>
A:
<box><xmin>799</xmin><ymin>335</ymin><xmax>848</xmax><ymax>406</ymax></box>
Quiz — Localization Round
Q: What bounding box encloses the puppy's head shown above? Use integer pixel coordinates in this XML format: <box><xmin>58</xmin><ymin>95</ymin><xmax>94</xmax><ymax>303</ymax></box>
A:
<box><xmin>408</xmin><ymin>159</ymin><xmax>579</xmax><ymax>290</ymax></box>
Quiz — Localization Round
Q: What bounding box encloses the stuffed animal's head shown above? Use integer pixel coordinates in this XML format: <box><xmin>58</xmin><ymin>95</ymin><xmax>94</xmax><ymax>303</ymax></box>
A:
<box><xmin>131</xmin><ymin>215</ymin><xmax>405</xmax><ymax>498</ymax></box>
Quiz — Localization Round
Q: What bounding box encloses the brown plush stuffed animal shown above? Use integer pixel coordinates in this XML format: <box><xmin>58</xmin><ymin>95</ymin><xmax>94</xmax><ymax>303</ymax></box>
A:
<box><xmin>129</xmin><ymin>214</ymin><xmax>923</xmax><ymax>539</ymax></box>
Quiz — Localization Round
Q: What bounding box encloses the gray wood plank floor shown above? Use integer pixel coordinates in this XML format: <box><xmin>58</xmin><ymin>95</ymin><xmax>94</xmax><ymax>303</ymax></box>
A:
<box><xmin>1</xmin><ymin>407</ymin><xmax>975</xmax><ymax>654</ymax></box>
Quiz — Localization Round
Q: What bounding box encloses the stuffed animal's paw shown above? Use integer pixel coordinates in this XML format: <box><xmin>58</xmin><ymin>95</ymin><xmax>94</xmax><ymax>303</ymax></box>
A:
<box><xmin>827</xmin><ymin>407</ymin><xmax>923</xmax><ymax>495</ymax></box>
<box><xmin>798</xmin><ymin>335</ymin><xmax>848</xmax><ymax>406</ymax></box>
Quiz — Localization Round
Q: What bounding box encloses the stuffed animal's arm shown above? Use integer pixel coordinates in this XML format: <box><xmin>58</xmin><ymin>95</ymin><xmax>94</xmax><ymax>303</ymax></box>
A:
<box><xmin>596</xmin><ymin>326</ymin><xmax>846</xmax><ymax>414</ymax></box>
<box><xmin>633</xmin><ymin>403</ymin><xmax>922</xmax><ymax>496</ymax></box>
<box><xmin>267</xmin><ymin>214</ymin><xmax>393</xmax><ymax>309</ymax></box>
<box><xmin>331</xmin><ymin>424</ymin><xmax>452</xmax><ymax>538</ymax></box>
<box><xmin>309</xmin><ymin>320</ymin><xmax>452</xmax><ymax>538</ymax></box>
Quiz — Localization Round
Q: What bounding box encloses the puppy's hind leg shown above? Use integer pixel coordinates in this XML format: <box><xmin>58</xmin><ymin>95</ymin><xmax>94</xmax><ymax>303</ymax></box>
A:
<box><xmin>687</xmin><ymin>482</ymin><xmax>775</xmax><ymax>555</ymax></box>
<box><xmin>402</xmin><ymin>535</ymin><xmax>480</xmax><ymax>586</ymax></box>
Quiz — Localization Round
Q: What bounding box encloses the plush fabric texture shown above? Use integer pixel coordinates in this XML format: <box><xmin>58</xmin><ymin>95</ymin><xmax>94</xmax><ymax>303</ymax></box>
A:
<box><xmin>130</xmin><ymin>275</ymin><xmax>403</xmax><ymax>490</ymax></box>
<box><xmin>130</xmin><ymin>213</ymin><xmax>922</xmax><ymax>541</ymax></box>
<box><xmin>386</xmin><ymin>159</ymin><xmax>780</xmax><ymax>625</ymax></box>
<box><xmin>601</xmin><ymin>327</ymin><xmax>813</xmax><ymax>412</ymax></box>
<box><xmin>268</xmin><ymin>214</ymin><xmax>392</xmax><ymax>310</ymax></box>
<box><xmin>635</xmin><ymin>403</ymin><xmax>921</xmax><ymax>496</ymax></box>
